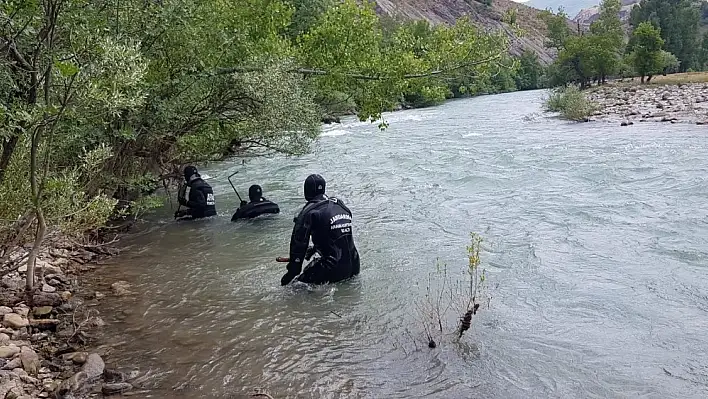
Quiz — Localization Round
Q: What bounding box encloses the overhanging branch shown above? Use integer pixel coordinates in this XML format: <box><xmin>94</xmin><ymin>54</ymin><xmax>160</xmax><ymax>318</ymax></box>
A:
<box><xmin>206</xmin><ymin>52</ymin><xmax>505</xmax><ymax>81</ymax></box>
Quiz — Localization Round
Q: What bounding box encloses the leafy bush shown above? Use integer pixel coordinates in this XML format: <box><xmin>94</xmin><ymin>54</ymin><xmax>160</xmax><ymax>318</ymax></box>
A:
<box><xmin>544</xmin><ymin>86</ymin><xmax>599</xmax><ymax>122</ymax></box>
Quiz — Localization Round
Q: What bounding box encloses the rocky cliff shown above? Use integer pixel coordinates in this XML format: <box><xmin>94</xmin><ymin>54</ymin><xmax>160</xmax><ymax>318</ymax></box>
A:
<box><xmin>373</xmin><ymin>0</ymin><xmax>567</xmax><ymax>65</ymax></box>
<box><xmin>572</xmin><ymin>0</ymin><xmax>639</xmax><ymax>29</ymax></box>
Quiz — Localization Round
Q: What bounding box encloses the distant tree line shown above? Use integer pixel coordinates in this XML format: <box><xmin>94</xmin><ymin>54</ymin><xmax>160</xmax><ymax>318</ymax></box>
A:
<box><xmin>539</xmin><ymin>0</ymin><xmax>708</xmax><ymax>88</ymax></box>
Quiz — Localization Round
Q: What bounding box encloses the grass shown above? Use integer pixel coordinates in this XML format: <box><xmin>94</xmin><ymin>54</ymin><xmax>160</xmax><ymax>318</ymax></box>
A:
<box><xmin>544</xmin><ymin>86</ymin><xmax>600</xmax><ymax>122</ymax></box>
<box><xmin>609</xmin><ymin>71</ymin><xmax>708</xmax><ymax>87</ymax></box>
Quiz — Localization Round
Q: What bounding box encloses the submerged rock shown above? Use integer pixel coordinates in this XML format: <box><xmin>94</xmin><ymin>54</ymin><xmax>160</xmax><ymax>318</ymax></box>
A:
<box><xmin>111</xmin><ymin>281</ymin><xmax>133</xmax><ymax>296</ymax></box>
<box><xmin>102</xmin><ymin>382</ymin><xmax>133</xmax><ymax>395</ymax></box>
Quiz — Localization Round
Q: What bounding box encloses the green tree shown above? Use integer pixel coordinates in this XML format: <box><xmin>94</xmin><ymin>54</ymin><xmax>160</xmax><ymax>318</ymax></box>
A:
<box><xmin>588</xmin><ymin>0</ymin><xmax>624</xmax><ymax>83</ymax></box>
<box><xmin>286</xmin><ymin>0</ymin><xmax>335</xmax><ymax>37</ymax></box>
<box><xmin>630</xmin><ymin>0</ymin><xmax>700</xmax><ymax>72</ymax></box>
<box><xmin>539</xmin><ymin>8</ymin><xmax>573</xmax><ymax>51</ymax></box>
<box><xmin>515</xmin><ymin>50</ymin><xmax>543</xmax><ymax>90</ymax></box>
<box><xmin>628</xmin><ymin>22</ymin><xmax>666</xmax><ymax>83</ymax></box>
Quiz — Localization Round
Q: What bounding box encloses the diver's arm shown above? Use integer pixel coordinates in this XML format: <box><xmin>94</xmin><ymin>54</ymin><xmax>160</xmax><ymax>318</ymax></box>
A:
<box><xmin>186</xmin><ymin>188</ymin><xmax>206</xmax><ymax>210</ymax></box>
<box><xmin>287</xmin><ymin>210</ymin><xmax>314</xmax><ymax>274</ymax></box>
<box><xmin>281</xmin><ymin>210</ymin><xmax>315</xmax><ymax>285</ymax></box>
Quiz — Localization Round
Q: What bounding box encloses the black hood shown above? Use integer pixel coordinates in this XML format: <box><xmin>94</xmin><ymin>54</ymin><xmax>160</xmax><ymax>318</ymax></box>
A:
<box><xmin>248</xmin><ymin>184</ymin><xmax>263</xmax><ymax>202</ymax></box>
<box><xmin>183</xmin><ymin>165</ymin><xmax>199</xmax><ymax>181</ymax></box>
<box><xmin>304</xmin><ymin>174</ymin><xmax>326</xmax><ymax>201</ymax></box>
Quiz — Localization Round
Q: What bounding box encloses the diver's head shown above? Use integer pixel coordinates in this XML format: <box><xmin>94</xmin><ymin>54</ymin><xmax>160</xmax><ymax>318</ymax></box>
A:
<box><xmin>183</xmin><ymin>165</ymin><xmax>199</xmax><ymax>182</ymax></box>
<box><xmin>248</xmin><ymin>184</ymin><xmax>263</xmax><ymax>202</ymax></box>
<box><xmin>304</xmin><ymin>174</ymin><xmax>326</xmax><ymax>201</ymax></box>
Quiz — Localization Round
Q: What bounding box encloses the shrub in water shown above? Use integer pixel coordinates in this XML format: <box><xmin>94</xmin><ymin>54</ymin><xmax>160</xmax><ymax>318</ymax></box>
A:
<box><xmin>544</xmin><ymin>86</ymin><xmax>599</xmax><ymax>122</ymax></box>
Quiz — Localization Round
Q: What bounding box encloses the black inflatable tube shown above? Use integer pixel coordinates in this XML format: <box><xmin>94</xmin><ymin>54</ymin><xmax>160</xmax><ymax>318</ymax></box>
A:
<box><xmin>231</xmin><ymin>201</ymin><xmax>280</xmax><ymax>221</ymax></box>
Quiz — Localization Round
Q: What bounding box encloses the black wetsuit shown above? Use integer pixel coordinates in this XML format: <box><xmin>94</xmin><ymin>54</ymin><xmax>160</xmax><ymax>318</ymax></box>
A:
<box><xmin>282</xmin><ymin>194</ymin><xmax>360</xmax><ymax>285</ymax></box>
<box><xmin>231</xmin><ymin>197</ymin><xmax>280</xmax><ymax>221</ymax></box>
<box><xmin>180</xmin><ymin>178</ymin><xmax>217</xmax><ymax>219</ymax></box>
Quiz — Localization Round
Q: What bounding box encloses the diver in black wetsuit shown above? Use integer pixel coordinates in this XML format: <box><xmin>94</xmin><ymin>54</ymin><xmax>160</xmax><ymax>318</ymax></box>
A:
<box><xmin>280</xmin><ymin>174</ymin><xmax>361</xmax><ymax>286</ymax></box>
<box><xmin>231</xmin><ymin>184</ymin><xmax>280</xmax><ymax>221</ymax></box>
<box><xmin>174</xmin><ymin>166</ymin><xmax>217</xmax><ymax>220</ymax></box>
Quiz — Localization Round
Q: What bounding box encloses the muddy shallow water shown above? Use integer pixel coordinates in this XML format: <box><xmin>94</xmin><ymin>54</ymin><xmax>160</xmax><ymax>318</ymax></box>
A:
<box><xmin>91</xmin><ymin>90</ymin><xmax>708</xmax><ymax>398</ymax></box>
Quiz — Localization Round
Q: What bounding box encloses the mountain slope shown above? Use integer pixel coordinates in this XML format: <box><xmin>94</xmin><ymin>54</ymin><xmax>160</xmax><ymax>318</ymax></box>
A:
<box><xmin>372</xmin><ymin>0</ymin><xmax>567</xmax><ymax>65</ymax></box>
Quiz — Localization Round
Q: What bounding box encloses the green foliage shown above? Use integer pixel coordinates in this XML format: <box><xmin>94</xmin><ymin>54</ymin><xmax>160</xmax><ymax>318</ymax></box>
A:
<box><xmin>544</xmin><ymin>86</ymin><xmax>599</xmax><ymax>122</ymax></box>
<box><xmin>628</xmin><ymin>22</ymin><xmax>666</xmax><ymax>81</ymax></box>
<box><xmin>515</xmin><ymin>51</ymin><xmax>544</xmax><ymax>90</ymax></box>
<box><xmin>630</xmin><ymin>0</ymin><xmax>701</xmax><ymax>72</ymax></box>
<box><xmin>539</xmin><ymin>8</ymin><xmax>573</xmax><ymax>51</ymax></box>
<box><xmin>415</xmin><ymin>232</ymin><xmax>490</xmax><ymax>348</ymax></box>
<box><xmin>540</xmin><ymin>3</ymin><xmax>625</xmax><ymax>88</ymax></box>
<box><xmin>1</xmin><ymin>0</ymin><xmax>513</xmax><ymax>243</ymax></box>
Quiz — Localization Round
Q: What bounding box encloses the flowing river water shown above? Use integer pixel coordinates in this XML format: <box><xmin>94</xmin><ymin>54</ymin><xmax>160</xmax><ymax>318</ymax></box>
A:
<box><xmin>89</xmin><ymin>90</ymin><xmax>708</xmax><ymax>398</ymax></box>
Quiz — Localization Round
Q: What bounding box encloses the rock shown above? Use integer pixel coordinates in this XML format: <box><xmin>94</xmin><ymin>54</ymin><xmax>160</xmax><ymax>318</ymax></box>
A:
<box><xmin>2</xmin><ymin>358</ymin><xmax>21</xmax><ymax>370</ymax></box>
<box><xmin>38</xmin><ymin>392</ymin><xmax>49</xmax><ymax>398</ymax></box>
<box><xmin>102</xmin><ymin>383</ymin><xmax>133</xmax><ymax>395</ymax></box>
<box><xmin>2</xmin><ymin>315</ymin><xmax>27</xmax><ymax>330</ymax></box>
<box><xmin>322</xmin><ymin>115</ymin><xmax>341</xmax><ymax>124</ymax></box>
<box><xmin>0</xmin><ymin>334</ymin><xmax>9</xmax><ymax>346</ymax></box>
<box><xmin>88</xmin><ymin>317</ymin><xmax>106</xmax><ymax>329</ymax></box>
<box><xmin>81</xmin><ymin>354</ymin><xmax>104</xmax><ymax>380</ymax></box>
<box><xmin>56</xmin><ymin>371</ymin><xmax>87</xmax><ymax>396</ymax></box>
<box><xmin>696</xmin><ymin>121</ymin><xmax>708</xmax><ymax>125</ymax></box>
<box><xmin>10</xmin><ymin>329</ymin><xmax>27</xmax><ymax>342</ymax></box>
<box><xmin>32</xmin><ymin>307</ymin><xmax>52</xmax><ymax>318</ymax></box>
<box><xmin>19</xmin><ymin>347</ymin><xmax>39</xmax><ymax>376</ymax></box>
<box><xmin>29</xmin><ymin>333</ymin><xmax>48</xmax><ymax>342</ymax></box>
<box><xmin>60</xmin><ymin>292</ymin><xmax>71</xmax><ymax>301</ymax></box>
<box><xmin>10</xmin><ymin>308</ymin><xmax>27</xmax><ymax>318</ymax></box>
<box><xmin>620</xmin><ymin>121</ymin><xmax>633</xmax><ymax>126</ymax></box>
<box><xmin>111</xmin><ymin>281</ymin><xmax>133</xmax><ymax>296</ymax></box>
<box><xmin>0</xmin><ymin>345</ymin><xmax>19</xmax><ymax>359</ymax></box>
<box><xmin>64</xmin><ymin>352</ymin><xmax>88</xmax><ymax>365</ymax></box>
<box><xmin>94</xmin><ymin>292</ymin><xmax>105</xmax><ymax>300</ymax></box>
<box><xmin>31</xmin><ymin>294</ymin><xmax>62</xmax><ymax>307</ymax></box>
<box><xmin>40</xmin><ymin>284</ymin><xmax>55</xmax><ymax>294</ymax></box>
<box><xmin>1</xmin><ymin>278</ymin><xmax>19</xmax><ymax>291</ymax></box>
<box><xmin>17</xmin><ymin>260</ymin><xmax>60</xmax><ymax>275</ymax></box>
<box><xmin>0</xmin><ymin>309</ymin><xmax>12</xmax><ymax>317</ymax></box>
<box><xmin>28</xmin><ymin>320</ymin><xmax>59</xmax><ymax>331</ymax></box>
<box><xmin>45</xmin><ymin>274</ymin><xmax>68</xmax><ymax>285</ymax></box>
<box><xmin>11</xmin><ymin>368</ymin><xmax>37</xmax><ymax>385</ymax></box>
<box><xmin>103</xmin><ymin>369</ymin><xmax>127</xmax><ymax>383</ymax></box>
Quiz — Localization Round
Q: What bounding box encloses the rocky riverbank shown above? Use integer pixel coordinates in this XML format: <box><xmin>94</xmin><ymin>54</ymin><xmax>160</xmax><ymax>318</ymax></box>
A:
<box><xmin>0</xmin><ymin>241</ymin><xmax>143</xmax><ymax>398</ymax></box>
<box><xmin>587</xmin><ymin>82</ymin><xmax>708</xmax><ymax>125</ymax></box>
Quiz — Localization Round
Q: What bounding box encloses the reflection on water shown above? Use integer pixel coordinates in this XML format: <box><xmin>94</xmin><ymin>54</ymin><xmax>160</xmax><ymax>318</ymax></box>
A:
<box><xmin>92</xmin><ymin>91</ymin><xmax>708</xmax><ymax>398</ymax></box>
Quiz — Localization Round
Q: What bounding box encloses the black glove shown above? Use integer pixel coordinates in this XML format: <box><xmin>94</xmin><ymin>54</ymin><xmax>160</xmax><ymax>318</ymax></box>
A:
<box><xmin>174</xmin><ymin>210</ymin><xmax>187</xmax><ymax>218</ymax></box>
<box><xmin>281</xmin><ymin>270</ymin><xmax>298</xmax><ymax>286</ymax></box>
<box><xmin>305</xmin><ymin>246</ymin><xmax>317</xmax><ymax>261</ymax></box>
<box><xmin>239</xmin><ymin>200</ymin><xmax>247</xmax><ymax>208</ymax></box>
<box><xmin>178</xmin><ymin>196</ymin><xmax>188</xmax><ymax>206</ymax></box>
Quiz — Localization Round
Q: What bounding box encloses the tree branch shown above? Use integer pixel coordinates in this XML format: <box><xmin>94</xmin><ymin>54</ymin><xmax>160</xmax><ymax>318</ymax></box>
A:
<box><xmin>204</xmin><ymin>52</ymin><xmax>505</xmax><ymax>81</ymax></box>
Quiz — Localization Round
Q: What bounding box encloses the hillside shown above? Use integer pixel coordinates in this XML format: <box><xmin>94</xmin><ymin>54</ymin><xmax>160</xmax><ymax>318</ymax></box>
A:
<box><xmin>573</xmin><ymin>0</ymin><xmax>639</xmax><ymax>28</ymax></box>
<box><xmin>373</xmin><ymin>0</ymin><xmax>568</xmax><ymax>65</ymax></box>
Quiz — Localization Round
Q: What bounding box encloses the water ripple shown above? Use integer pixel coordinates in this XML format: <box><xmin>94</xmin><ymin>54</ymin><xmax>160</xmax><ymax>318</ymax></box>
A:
<box><xmin>90</xmin><ymin>90</ymin><xmax>708</xmax><ymax>399</ymax></box>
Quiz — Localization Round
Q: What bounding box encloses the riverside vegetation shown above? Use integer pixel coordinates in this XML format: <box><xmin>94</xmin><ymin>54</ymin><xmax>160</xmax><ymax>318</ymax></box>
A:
<box><xmin>0</xmin><ymin>0</ymin><xmax>535</xmax><ymax>396</ymax></box>
<box><xmin>540</xmin><ymin>0</ymin><xmax>708</xmax><ymax>122</ymax></box>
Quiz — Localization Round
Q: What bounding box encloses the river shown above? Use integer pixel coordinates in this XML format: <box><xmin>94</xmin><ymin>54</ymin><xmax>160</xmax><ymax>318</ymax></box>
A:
<box><xmin>89</xmin><ymin>90</ymin><xmax>708</xmax><ymax>398</ymax></box>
